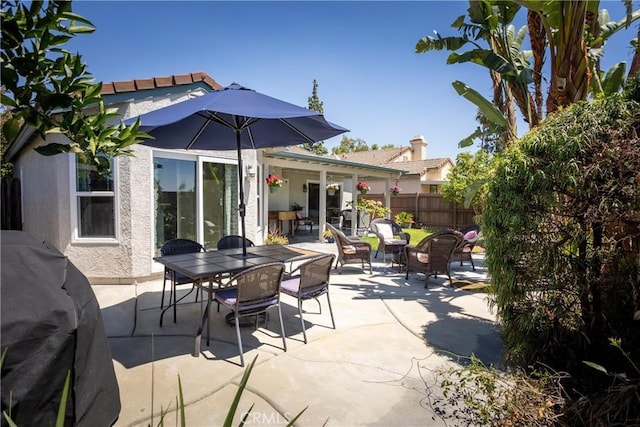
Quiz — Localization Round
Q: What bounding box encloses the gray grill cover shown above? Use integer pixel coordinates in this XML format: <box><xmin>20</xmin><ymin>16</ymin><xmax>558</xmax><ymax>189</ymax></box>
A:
<box><xmin>1</xmin><ymin>231</ymin><xmax>120</xmax><ymax>426</ymax></box>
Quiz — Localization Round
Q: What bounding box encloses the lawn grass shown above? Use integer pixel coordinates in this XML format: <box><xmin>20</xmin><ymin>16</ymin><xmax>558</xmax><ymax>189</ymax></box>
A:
<box><xmin>362</xmin><ymin>227</ymin><xmax>433</xmax><ymax>250</ymax></box>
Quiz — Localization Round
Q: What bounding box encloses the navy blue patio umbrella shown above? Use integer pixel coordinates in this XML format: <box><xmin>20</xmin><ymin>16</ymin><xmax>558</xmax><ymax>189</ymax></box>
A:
<box><xmin>126</xmin><ymin>83</ymin><xmax>348</xmax><ymax>256</ymax></box>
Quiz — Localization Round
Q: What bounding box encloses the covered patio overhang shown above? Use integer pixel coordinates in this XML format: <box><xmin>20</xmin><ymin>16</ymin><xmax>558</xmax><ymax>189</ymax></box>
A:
<box><xmin>259</xmin><ymin>147</ymin><xmax>407</xmax><ymax>241</ymax></box>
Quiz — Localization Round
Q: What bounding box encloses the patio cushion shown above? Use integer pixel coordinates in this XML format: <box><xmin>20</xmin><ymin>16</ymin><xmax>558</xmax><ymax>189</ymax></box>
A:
<box><xmin>281</xmin><ymin>277</ymin><xmax>326</xmax><ymax>298</ymax></box>
<box><xmin>343</xmin><ymin>245</ymin><xmax>358</xmax><ymax>254</ymax></box>
<box><xmin>280</xmin><ymin>277</ymin><xmax>301</xmax><ymax>293</ymax></box>
<box><xmin>214</xmin><ymin>288</ymin><xmax>278</xmax><ymax>311</ymax></box>
<box><xmin>377</xmin><ymin>223</ymin><xmax>394</xmax><ymax>240</ymax></box>
<box><xmin>416</xmin><ymin>253</ymin><xmax>429</xmax><ymax>264</ymax></box>
<box><xmin>385</xmin><ymin>239</ymin><xmax>407</xmax><ymax>246</ymax></box>
<box><xmin>463</xmin><ymin>230</ymin><xmax>478</xmax><ymax>241</ymax></box>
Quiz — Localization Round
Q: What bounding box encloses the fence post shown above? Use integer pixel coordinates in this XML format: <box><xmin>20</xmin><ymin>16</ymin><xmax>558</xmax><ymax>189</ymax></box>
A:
<box><xmin>452</xmin><ymin>201</ymin><xmax>457</xmax><ymax>229</ymax></box>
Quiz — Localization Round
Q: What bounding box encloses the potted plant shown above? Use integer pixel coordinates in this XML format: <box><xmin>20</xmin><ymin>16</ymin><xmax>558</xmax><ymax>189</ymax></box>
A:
<box><xmin>265</xmin><ymin>232</ymin><xmax>289</xmax><ymax>245</ymax></box>
<box><xmin>266</xmin><ymin>174</ymin><xmax>283</xmax><ymax>193</ymax></box>
<box><xmin>390</xmin><ymin>185</ymin><xmax>401</xmax><ymax>196</ymax></box>
<box><xmin>323</xmin><ymin>228</ymin><xmax>334</xmax><ymax>243</ymax></box>
<box><xmin>356</xmin><ymin>181</ymin><xmax>370</xmax><ymax>195</ymax></box>
<box><xmin>326</xmin><ymin>183</ymin><xmax>339</xmax><ymax>196</ymax></box>
<box><xmin>395</xmin><ymin>211</ymin><xmax>414</xmax><ymax>228</ymax></box>
<box><xmin>291</xmin><ymin>202</ymin><xmax>303</xmax><ymax>211</ymax></box>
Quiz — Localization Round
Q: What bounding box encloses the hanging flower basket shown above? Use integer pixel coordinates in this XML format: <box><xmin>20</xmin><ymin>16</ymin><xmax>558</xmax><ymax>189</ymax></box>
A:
<box><xmin>327</xmin><ymin>183</ymin><xmax>339</xmax><ymax>196</ymax></box>
<box><xmin>327</xmin><ymin>188</ymin><xmax>336</xmax><ymax>196</ymax></box>
<box><xmin>356</xmin><ymin>181</ymin><xmax>370</xmax><ymax>195</ymax></box>
<box><xmin>390</xmin><ymin>185</ymin><xmax>401</xmax><ymax>196</ymax></box>
<box><xmin>266</xmin><ymin>174</ymin><xmax>283</xmax><ymax>194</ymax></box>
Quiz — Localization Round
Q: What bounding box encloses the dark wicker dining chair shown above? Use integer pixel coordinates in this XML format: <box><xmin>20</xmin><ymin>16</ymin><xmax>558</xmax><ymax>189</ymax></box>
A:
<box><xmin>280</xmin><ymin>254</ymin><xmax>336</xmax><ymax>343</ymax></box>
<box><xmin>216</xmin><ymin>235</ymin><xmax>255</xmax><ymax>250</ymax></box>
<box><xmin>404</xmin><ymin>231</ymin><xmax>461</xmax><ymax>288</ymax></box>
<box><xmin>160</xmin><ymin>238</ymin><xmax>205</xmax><ymax>325</ymax></box>
<box><xmin>213</xmin><ymin>262</ymin><xmax>287</xmax><ymax>366</ymax></box>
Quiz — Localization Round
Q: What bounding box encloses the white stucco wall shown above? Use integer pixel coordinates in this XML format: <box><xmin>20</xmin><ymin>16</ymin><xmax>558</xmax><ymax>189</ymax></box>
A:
<box><xmin>13</xmin><ymin>87</ymin><xmax>259</xmax><ymax>284</ymax></box>
<box><xmin>15</xmin><ymin>133</ymin><xmax>70</xmax><ymax>252</ymax></box>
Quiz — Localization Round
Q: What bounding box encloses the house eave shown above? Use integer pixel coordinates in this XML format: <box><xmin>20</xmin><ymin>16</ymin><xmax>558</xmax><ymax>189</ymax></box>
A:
<box><xmin>264</xmin><ymin>150</ymin><xmax>408</xmax><ymax>177</ymax></box>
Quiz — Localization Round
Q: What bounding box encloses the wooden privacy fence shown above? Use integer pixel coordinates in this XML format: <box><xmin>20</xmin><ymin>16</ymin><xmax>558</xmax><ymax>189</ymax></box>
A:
<box><xmin>1</xmin><ymin>177</ymin><xmax>22</xmax><ymax>230</ymax></box>
<box><xmin>365</xmin><ymin>193</ymin><xmax>475</xmax><ymax>230</ymax></box>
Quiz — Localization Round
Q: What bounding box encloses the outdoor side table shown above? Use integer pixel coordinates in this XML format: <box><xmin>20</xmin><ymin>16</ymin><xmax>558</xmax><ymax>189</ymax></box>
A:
<box><xmin>391</xmin><ymin>247</ymin><xmax>407</xmax><ymax>273</ymax></box>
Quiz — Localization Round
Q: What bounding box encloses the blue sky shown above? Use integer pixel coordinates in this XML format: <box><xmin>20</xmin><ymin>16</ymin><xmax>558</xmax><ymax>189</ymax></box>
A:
<box><xmin>68</xmin><ymin>1</ymin><xmax>637</xmax><ymax>160</ymax></box>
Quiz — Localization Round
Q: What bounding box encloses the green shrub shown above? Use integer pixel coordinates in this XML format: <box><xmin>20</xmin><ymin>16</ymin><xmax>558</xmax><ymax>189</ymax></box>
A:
<box><xmin>482</xmin><ymin>85</ymin><xmax>640</xmax><ymax>424</ymax></box>
<box><xmin>265</xmin><ymin>232</ymin><xmax>289</xmax><ymax>245</ymax></box>
<box><xmin>394</xmin><ymin>211</ymin><xmax>414</xmax><ymax>225</ymax></box>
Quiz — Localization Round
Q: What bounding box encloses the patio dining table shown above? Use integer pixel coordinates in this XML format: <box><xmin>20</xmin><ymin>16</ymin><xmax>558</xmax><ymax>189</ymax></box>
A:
<box><xmin>153</xmin><ymin>244</ymin><xmax>324</xmax><ymax>357</ymax></box>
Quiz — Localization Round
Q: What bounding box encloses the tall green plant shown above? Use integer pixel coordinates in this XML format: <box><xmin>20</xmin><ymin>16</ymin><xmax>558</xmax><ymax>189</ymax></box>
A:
<box><xmin>1</xmin><ymin>0</ymin><xmax>149</xmax><ymax>174</ymax></box>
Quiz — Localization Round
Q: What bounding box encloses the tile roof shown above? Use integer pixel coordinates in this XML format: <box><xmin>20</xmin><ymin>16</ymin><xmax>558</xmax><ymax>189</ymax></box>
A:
<box><xmin>337</xmin><ymin>147</ymin><xmax>410</xmax><ymax>164</ymax></box>
<box><xmin>396</xmin><ymin>159</ymin><xmax>453</xmax><ymax>174</ymax></box>
<box><xmin>100</xmin><ymin>71</ymin><xmax>223</xmax><ymax>95</ymax></box>
<box><xmin>337</xmin><ymin>148</ymin><xmax>452</xmax><ymax>176</ymax></box>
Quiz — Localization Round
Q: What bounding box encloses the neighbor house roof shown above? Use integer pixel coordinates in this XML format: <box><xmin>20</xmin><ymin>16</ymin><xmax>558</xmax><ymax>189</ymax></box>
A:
<box><xmin>395</xmin><ymin>159</ymin><xmax>454</xmax><ymax>175</ymax></box>
<box><xmin>336</xmin><ymin>147</ymin><xmax>411</xmax><ymax>164</ymax></box>
<box><xmin>337</xmin><ymin>148</ymin><xmax>452</xmax><ymax>175</ymax></box>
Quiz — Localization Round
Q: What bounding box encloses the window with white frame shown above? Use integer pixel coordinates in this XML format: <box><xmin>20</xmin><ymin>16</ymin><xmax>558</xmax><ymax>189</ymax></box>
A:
<box><xmin>73</xmin><ymin>155</ymin><xmax>116</xmax><ymax>239</ymax></box>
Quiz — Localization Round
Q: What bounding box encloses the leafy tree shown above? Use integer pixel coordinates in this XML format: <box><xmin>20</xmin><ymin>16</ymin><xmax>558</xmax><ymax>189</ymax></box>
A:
<box><xmin>441</xmin><ymin>150</ymin><xmax>493</xmax><ymax>214</ymax></box>
<box><xmin>416</xmin><ymin>1</ymin><xmax>528</xmax><ymax>147</ymax></box>
<box><xmin>331</xmin><ymin>135</ymin><xmax>368</xmax><ymax>155</ymax></box>
<box><xmin>459</xmin><ymin>109</ymin><xmax>504</xmax><ymax>153</ymax></box>
<box><xmin>522</xmin><ymin>0</ymin><xmax>638</xmax><ymax>113</ymax></box>
<box><xmin>1</xmin><ymin>0</ymin><xmax>148</xmax><ymax>174</ymax></box>
<box><xmin>0</xmin><ymin>111</ymin><xmax>13</xmax><ymax>177</ymax></box>
<box><xmin>417</xmin><ymin>0</ymin><xmax>639</xmax><ymax>149</ymax></box>
<box><xmin>304</xmin><ymin>79</ymin><xmax>328</xmax><ymax>156</ymax></box>
<box><xmin>370</xmin><ymin>143</ymin><xmax>395</xmax><ymax>151</ymax></box>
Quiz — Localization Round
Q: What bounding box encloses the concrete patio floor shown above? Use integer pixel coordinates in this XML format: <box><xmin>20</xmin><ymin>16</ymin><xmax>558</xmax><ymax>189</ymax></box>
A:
<box><xmin>94</xmin><ymin>242</ymin><xmax>501</xmax><ymax>426</ymax></box>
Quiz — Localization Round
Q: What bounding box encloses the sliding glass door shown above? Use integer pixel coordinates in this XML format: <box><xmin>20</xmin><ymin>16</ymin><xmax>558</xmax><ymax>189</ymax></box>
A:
<box><xmin>202</xmin><ymin>161</ymin><xmax>238</xmax><ymax>249</ymax></box>
<box><xmin>153</xmin><ymin>155</ymin><xmax>237</xmax><ymax>255</ymax></box>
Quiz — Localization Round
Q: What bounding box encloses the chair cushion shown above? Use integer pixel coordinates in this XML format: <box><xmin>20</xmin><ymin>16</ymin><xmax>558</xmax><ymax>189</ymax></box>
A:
<box><xmin>377</xmin><ymin>223</ymin><xmax>394</xmax><ymax>240</ymax></box>
<box><xmin>280</xmin><ymin>277</ymin><xmax>300</xmax><ymax>294</ymax></box>
<box><xmin>281</xmin><ymin>277</ymin><xmax>327</xmax><ymax>298</ymax></box>
<box><xmin>463</xmin><ymin>230</ymin><xmax>478</xmax><ymax>241</ymax></box>
<box><xmin>214</xmin><ymin>288</ymin><xmax>278</xmax><ymax>310</ymax></box>
<box><xmin>342</xmin><ymin>245</ymin><xmax>358</xmax><ymax>254</ymax></box>
<box><xmin>416</xmin><ymin>253</ymin><xmax>429</xmax><ymax>263</ymax></box>
<box><xmin>385</xmin><ymin>239</ymin><xmax>407</xmax><ymax>246</ymax></box>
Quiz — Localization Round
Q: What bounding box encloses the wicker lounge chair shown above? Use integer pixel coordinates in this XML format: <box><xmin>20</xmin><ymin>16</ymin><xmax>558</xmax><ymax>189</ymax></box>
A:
<box><xmin>404</xmin><ymin>231</ymin><xmax>462</xmax><ymax>288</ymax></box>
<box><xmin>369</xmin><ymin>218</ymin><xmax>410</xmax><ymax>262</ymax></box>
<box><xmin>450</xmin><ymin>225</ymin><xmax>481</xmax><ymax>270</ymax></box>
<box><xmin>325</xmin><ymin>223</ymin><xmax>372</xmax><ymax>273</ymax></box>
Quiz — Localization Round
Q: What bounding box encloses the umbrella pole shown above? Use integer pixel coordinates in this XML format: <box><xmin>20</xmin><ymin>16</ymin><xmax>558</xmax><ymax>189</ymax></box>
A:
<box><xmin>236</xmin><ymin>130</ymin><xmax>247</xmax><ymax>257</ymax></box>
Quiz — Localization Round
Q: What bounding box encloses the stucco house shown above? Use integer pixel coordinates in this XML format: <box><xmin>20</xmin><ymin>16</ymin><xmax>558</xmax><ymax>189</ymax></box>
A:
<box><xmin>336</xmin><ymin>135</ymin><xmax>454</xmax><ymax>194</ymax></box>
<box><xmin>5</xmin><ymin>71</ymin><xmax>404</xmax><ymax>285</ymax></box>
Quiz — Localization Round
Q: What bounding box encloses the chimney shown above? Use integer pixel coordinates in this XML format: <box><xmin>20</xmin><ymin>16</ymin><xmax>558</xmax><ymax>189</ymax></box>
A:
<box><xmin>410</xmin><ymin>135</ymin><xmax>427</xmax><ymax>160</ymax></box>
